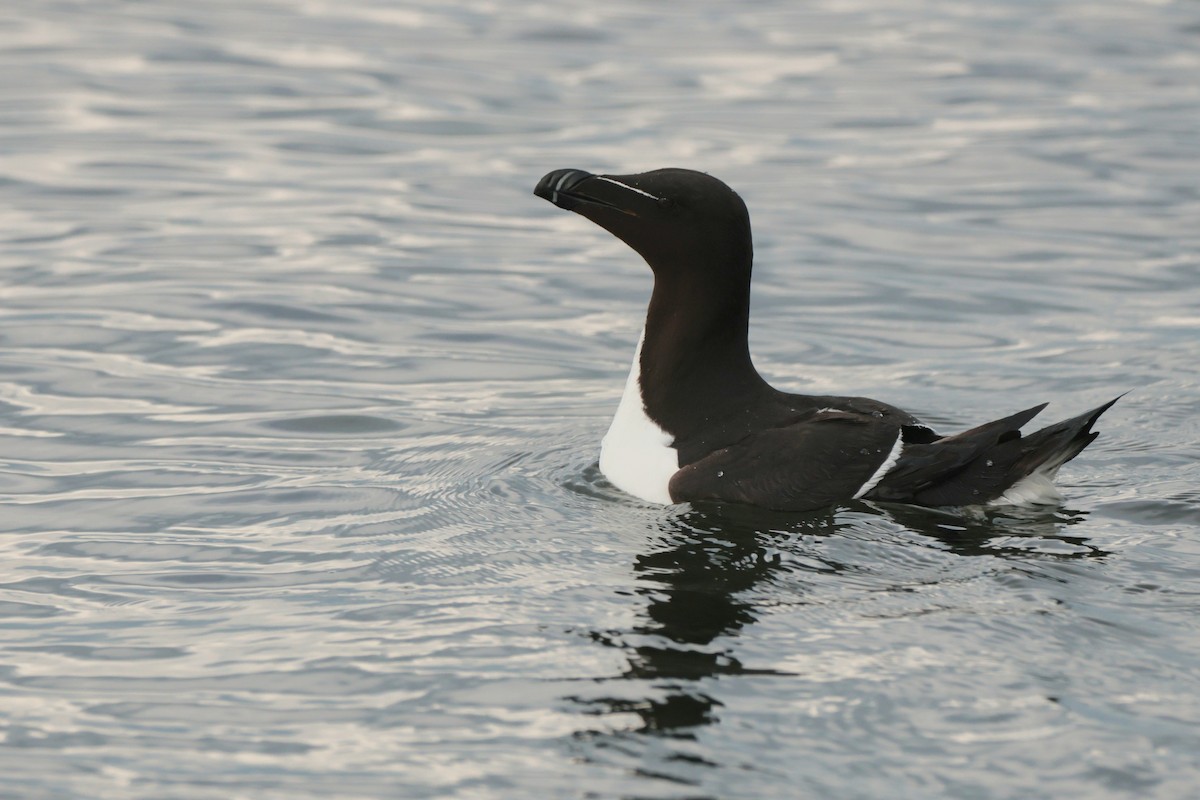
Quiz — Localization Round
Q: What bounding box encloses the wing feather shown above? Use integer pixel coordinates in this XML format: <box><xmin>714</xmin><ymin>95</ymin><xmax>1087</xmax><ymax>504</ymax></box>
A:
<box><xmin>669</xmin><ymin>411</ymin><xmax>901</xmax><ymax>512</ymax></box>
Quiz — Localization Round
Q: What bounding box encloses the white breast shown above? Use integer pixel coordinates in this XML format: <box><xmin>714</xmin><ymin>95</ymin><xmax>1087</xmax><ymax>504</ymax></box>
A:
<box><xmin>598</xmin><ymin>330</ymin><xmax>679</xmax><ymax>504</ymax></box>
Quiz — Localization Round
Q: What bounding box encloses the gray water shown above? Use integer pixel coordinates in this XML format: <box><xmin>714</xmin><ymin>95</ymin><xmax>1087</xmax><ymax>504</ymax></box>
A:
<box><xmin>2</xmin><ymin>1</ymin><xmax>1199</xmax><ymax>797</ymax></box>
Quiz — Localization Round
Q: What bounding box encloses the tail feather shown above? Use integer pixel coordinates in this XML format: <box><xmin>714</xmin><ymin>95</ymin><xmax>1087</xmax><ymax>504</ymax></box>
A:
<box><xmin>866</xmin><ymin>396</ymin><xmax>1120</xmax><ymax>507</ymax></box>
<box><xmin>1010</xmin><ymin>396</ymin><xmax>1119</xmax><ymax>475</ymax></box>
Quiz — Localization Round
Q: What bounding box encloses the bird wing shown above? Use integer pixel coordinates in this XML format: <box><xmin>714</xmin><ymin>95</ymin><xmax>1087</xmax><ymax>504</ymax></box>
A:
<box><xmin>668</xmin><ymin>410</ymin><xmax>901</xmax><ymax>512</ymax></box>
<box><xmin>867</xmin><ymin>399</ymin><xmax>1118</xmax><ymax>506</ymax></box>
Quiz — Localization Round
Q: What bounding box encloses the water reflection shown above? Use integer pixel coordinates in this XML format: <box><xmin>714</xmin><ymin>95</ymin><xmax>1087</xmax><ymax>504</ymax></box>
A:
<box><xmin>876</xmin><ymin>501</ymin><xmax>1112</xmax><ymax>560</ymax></box>
<box><xmin>570</xmin><ymin>499</ymin><xmax>1108</xmax><ymax>750</ymax></box>
<box><xmin>576</xmin><ymin>507</ymin><xmax>838</xmax><ymax>738</ymax></box>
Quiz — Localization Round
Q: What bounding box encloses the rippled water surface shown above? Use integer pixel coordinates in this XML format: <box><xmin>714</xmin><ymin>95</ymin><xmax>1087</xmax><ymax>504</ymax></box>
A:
<box><xmin>2</xmin><ymin>1</ymin><xmax>1199</xmax><ymax>797</ymax></box>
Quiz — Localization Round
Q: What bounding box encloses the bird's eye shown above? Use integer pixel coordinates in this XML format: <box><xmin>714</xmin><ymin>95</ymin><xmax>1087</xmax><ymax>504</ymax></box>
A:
<box><xmin>657</xmin><ymin>196</ymin><xmax>674</xmax><ymax>209</ymax></box>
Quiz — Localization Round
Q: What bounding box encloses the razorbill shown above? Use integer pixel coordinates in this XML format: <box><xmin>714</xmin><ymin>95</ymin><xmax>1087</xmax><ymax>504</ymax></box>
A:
<box><xmin>534</xmin><ymin>167</ymin><xmax>1117</xmax><ymax>512</ymax></box>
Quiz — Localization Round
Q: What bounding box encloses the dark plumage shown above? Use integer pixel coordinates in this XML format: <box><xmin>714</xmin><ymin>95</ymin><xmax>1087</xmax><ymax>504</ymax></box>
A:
<box><xmin>534</xmin><ymin>167</ymin><xmax>1117</xmax><ymax>512</ymax></box>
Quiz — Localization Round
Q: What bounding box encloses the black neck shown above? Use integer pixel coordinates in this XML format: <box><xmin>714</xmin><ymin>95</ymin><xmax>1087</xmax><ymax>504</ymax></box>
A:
<box><xmin>638</xmin><ymin>263</ymin><xmax>771</xmax><ymax>455</ymax></box>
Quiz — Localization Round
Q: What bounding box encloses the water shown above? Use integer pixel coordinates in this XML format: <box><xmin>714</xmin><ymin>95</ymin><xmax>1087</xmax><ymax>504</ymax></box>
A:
<box><xmin>1</xmin><ymin>0</ymin><xmax>1198</xmax><ymax>797</ymax></box>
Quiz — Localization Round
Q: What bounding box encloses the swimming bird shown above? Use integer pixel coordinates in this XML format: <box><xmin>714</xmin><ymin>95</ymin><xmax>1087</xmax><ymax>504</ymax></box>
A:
<box><xmin>534</xmin><ymin>167</ymin><xmax>1117</xmax><ymax>512</ymax></box>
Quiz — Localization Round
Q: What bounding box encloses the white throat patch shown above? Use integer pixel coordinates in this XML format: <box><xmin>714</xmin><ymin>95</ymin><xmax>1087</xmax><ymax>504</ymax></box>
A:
<box><xmin>599</xmin><ymin>330</ymin><xmax>679</xmax><ymax>504</ymax></box>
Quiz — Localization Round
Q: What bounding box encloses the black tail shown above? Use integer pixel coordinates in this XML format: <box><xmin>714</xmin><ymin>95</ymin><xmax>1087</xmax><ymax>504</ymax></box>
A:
<box><xmin>865</xmin><ymin>396</ymin><xmax>1120</xmax><ymax>507</ymax></box>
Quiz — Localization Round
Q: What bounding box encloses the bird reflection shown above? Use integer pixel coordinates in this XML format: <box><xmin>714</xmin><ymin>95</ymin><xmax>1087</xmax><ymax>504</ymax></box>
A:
<box><xmin>568</xmin><ymin>497</ymin><xmax>1108</xmax><ymax>752</ymax></box>
<box><xmin>569</xmin><ymin>504</ymin><xmax>841</xmax><ymax>750</ymax></box>
<box><xmin>878</xmin><ymin>501</ymin><xmax>1110</xmax><ymax>559</ymax></box>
